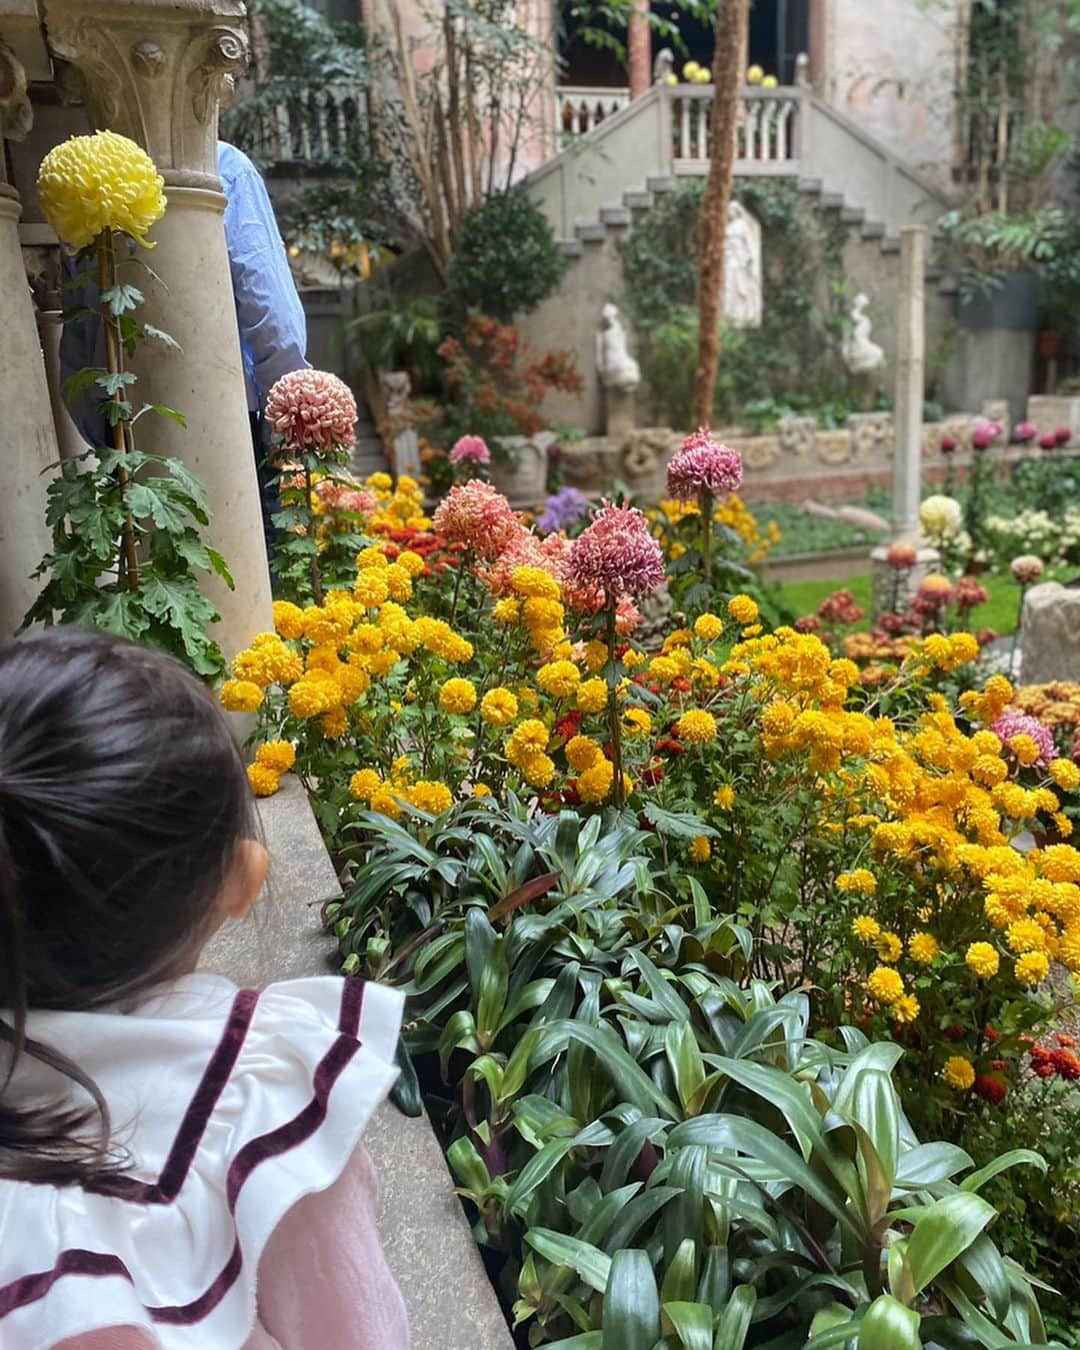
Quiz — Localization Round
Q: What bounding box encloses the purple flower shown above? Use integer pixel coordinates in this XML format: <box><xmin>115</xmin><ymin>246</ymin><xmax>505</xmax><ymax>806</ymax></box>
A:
<box><xmin>666</xmin><ymin>427</ymin><xmax>743</xmax><ymax>501</ymax></box>
<box><xmin>1055</xmin><ymin>426</ymin><xmax>1072</xmax><ymax>447</ymax></box>
<box><xmin>567</xmin><ymin>501</ymin><xmax>665</xmax><ymax>600</ymax></box>
<box><xmin>537</xmin><ymin>486</ymin><xmax>589</xmax><ymax>534</ymax></box>
<box><xmin>1013</xmin><ymin>421</ymin><xmax>1038</xmax><ymax>444</ymax></box>
<box><xmin>449</xmin><ymin>435</ymin><xmax>491</xmax><ymax>465</ymax></box>
<box><xmin>992</xmin><ymin>712</ymin><xmax>1056</xmax><ymax>768</ymax></box>
<box><xmin>971</xmin><ymin>421</ymin><xmax>1002</xmax><ymax>451</ymax></box>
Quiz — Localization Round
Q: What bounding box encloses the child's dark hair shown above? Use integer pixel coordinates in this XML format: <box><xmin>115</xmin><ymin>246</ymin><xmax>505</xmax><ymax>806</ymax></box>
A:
<box><xmin>0</xmin><ymin>627</ymin><xmax>257</xmax><ymax>1186</ymax></box>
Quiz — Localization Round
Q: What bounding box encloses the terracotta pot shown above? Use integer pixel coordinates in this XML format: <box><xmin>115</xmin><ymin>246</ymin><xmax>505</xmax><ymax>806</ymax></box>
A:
<box><xmin>1038</xmin><ymin>329</ymin><xmax>1063</xmax><ymax>359</ymax></box>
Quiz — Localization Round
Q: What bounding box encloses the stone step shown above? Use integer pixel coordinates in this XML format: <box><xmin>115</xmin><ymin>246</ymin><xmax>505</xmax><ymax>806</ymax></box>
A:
<box><xmin>574</xmin><ymin>220</ymin><xmax>607</xmax><ymax>243</ymax></box>
<box><xmin>881</xmin><ymin>234</ymin><xmax>901</xmax><ymax>253</ymax></box>
<box><xmin>860</xmin><ymin>220</ymin><xmax>887</xmax><ymax>240</ymax></box>
<box><xmin>840</xmin><ymin>205</ymin><xmax>866</xmax><ymax>225</ymax></box>
<box><xmin>796</xmin><ymin>176</ymin><xmax>823</xmax><ymax>194</ymax></box>
<box><xmin>820</xmin><ymin>191</ymin><xmax>844</xmax><ymax>210</ymax></box>
<box><xmin>645</xmin><ymin>173</ymin><xmax>678</xmax><ymax>194</ymax></box>
<box><xmin>558</xmin><ymin>237</ymin><xmax>583</xmax><ymax>258</ymax></box>
<box><xmin>622</xmin><ymin>189</ymin><xmax>654</xmax><ymax>211</ymax></box>
<box><xmin>599</xmin><ymin>203</ymin><xmax>632</xmax><ymax>227</ymax></box>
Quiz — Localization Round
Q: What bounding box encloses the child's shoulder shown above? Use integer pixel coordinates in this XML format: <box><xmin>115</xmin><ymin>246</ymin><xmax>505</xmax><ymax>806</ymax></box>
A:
<box><xmin>0</xmin><ymin>976</ymin><xmax>402</xmax><ymax>1349</ymax></box>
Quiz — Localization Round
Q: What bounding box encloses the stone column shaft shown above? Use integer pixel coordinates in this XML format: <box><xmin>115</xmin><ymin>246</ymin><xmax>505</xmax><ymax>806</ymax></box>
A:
<box><xmin>893</xmin><ymin>225</ymin><xmax>926</xmax><ymax>544</ymax></box>
<box><xmin>43</xmin><ymin>0</ymin><xmax>273</xmax><ymax>658</ymax></box>
<box><xmin>0</xmin><ymin>40</ymin><xmax>61</xmax><ymax>637</ymax></box>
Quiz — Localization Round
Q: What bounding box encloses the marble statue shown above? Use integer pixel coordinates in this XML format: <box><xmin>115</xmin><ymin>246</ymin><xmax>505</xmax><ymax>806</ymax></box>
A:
<box><xmin>842</xmin><ymin>293</ymin><xmax>885</xmax><ymax>375</ymax></box>
<box><xmin>596</xmin><ymin>303</ymin><xmax>640</xmax><ymax>391</ymax></box>
<box><xmin>723</xmin><ymin>202</ymin><xmax>762</xmax><ymax>329</ymax></box>
<box><xmin>653</xmin><ymin>49</ymin><xmax>675</xmax><ymax>83</ymax></box>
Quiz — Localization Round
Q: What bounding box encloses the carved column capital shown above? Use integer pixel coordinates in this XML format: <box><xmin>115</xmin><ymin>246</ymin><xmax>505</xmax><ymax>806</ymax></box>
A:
<box><xmin>42</xmin><ymin>0</ymin><xmax>249</xmax><ymax>179</ymax></box>
<box><xmin>0</xmin><ymin>40</ymin><xmax>32</xmax><ymax>143</ymax></box>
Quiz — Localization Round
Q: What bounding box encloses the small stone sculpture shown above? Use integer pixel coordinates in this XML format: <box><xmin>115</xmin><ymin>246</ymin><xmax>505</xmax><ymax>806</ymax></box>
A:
<box><xmin>723</xmin><ymin>202</ymin><xmax>762</xmax><ymax>329</ymax></box>
<box><xmin>842</xmin><ymin>293</ymin><xmax>885</xmax><ymax>375</ymax></box>
<box><xmin>596</xmin><ymin>303</ymin><xmax>640</xmax><ymax>391</ymax></box>
<box><xmin>653</xmin><ymin>49</ymin><xmax>675</xmax><ymax>84</ymax></box>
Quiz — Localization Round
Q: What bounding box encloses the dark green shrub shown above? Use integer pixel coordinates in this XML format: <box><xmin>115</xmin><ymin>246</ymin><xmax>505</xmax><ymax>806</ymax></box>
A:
<box><xmin>446</xmin><ymin>191</ymin><xmax>568</xmax><ymax>321</ymax></box>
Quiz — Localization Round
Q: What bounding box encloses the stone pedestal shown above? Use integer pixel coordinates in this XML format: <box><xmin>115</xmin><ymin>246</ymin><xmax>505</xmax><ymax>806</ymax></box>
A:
<box><xmin>0</xmin><ymin>43</ymin><xmax>60</xmax><ymax>638</ymax></box>
<box><xmin>37</xmin><ymin>307</ymin><xmax>90</xmax><ymax>460</ymax></box>
<box><xmin>603</xmin><ymin>384</ymin><xmax>637</xmax><ymax>438</ymax></box>
<box><xmin>43</xmin><ymin>0</ymin><xmax>273</xmax><ymax>659</ymax></box>
<box><xmin>870</xmin><ymin>545</ymin><xmax>940</xmax><ymax>622</ymax></box>
<box><xmin>1026</xmin><ymin>395</ymin><xmax>1080</xmax><ymax>440</ymax></box>
<box><xmin>1019</xmin><ymin>582</ymin><xmax>1080</xmax><ymax>684</ymax></box>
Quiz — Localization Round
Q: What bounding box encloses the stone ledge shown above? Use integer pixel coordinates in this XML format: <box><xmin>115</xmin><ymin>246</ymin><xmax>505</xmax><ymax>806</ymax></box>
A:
<box><xmin>201</xmin><ymin>777</ymin><xmax>514</xmax><ymax>1350</ymax></box>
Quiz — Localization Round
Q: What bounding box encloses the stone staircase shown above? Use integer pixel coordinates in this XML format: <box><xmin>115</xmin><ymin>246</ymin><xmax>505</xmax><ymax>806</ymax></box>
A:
<box><xmin>350</xmin><ymin>400</ymin><xmax>387</xmax><ymax>479</ymax></box>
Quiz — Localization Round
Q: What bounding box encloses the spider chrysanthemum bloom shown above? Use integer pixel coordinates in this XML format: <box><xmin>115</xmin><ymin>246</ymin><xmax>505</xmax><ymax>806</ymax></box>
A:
<box><xmin>566</xmin><ymin>502</ymin><xmax>665</xmax><ymax>601</ymax></box>
<box><xmin>37</xmin><ymin>130</ymin><xmax>166</xmax><ymax>250</ymax></box>
<box><xmin>432</xmin><ymin>480</ymin><xmax>522</xmax><ymax>559</ymax></box>
<box><xmin>1010</xmin><ymin>554</ymin><xmax>1045</xmax><ymax>586</ymax></box>
<box><xmin>266</xmin><ymin>369</ymin><xmax>357</xmax><ymax>455</ymax></box>
<box><xmin>666</xmin><ymin>428</ymin><xmax>743</xmax><ymax>501</ymax></box>
<box><xmin>449</xmin><ymin>435</ymin><xmax>491</xmax><ymax>466</ymax></box>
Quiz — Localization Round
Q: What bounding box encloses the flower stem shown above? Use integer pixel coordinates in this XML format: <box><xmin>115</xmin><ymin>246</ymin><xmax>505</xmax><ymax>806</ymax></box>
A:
<box><xmin>304</xmin><ymin>463</ymin><xmax>323</xmax><ymax>604</ymax></box>
<box><xmin>700</xmin><ymin>489</ymin><xmax>713</xmax><ymax>587</ymax></box>
<box><xmin>605</xmin><ymin>600</ymin><xmax>624</xmax><ymax>810</ymax></box>
<box><xmin>98</xmin><ymin>229</ymin><xmax>139</xmax><ymax>591</ymax></box>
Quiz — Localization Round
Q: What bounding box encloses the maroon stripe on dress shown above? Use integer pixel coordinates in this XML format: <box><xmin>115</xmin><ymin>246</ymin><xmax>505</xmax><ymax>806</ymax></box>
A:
<box><xmin>0</xmin><ymin>981</ymin><xmax>372</xmax><ymax>1329</ymax></box>
<box><xmin>0</xmin><ymin>1251</ymin><xmax>133</xmax><ymax>1319</ymax></box>
<box><xmin>99</xmin><ymin>987</ymin><xmax>260</xmax><ymax>1204</ymax></box>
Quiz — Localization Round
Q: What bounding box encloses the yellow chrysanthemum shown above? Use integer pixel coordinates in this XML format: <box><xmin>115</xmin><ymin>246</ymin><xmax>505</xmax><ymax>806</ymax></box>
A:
<box><xmin>1050</xmin><ymin>758</ymin><xmax>1080</xmax><ymax>791</ymax></box>
<box><xmin>727</xmin><ymin>593</ymin><xmax>759</xmax><ymax>625</ymax></box>
<box><xmin>481</xmin><ymin>687</ymin><xmax>519</xmax><ymax>727</ymax></box>
<box><xmin>1006</xmin><ymin>917</ymin><xmax>1047</xmax><ymax>954</ymax></box>
<box><xmin>1008</xmin><ymin>734</ymin><xmax>1041</xmax><ymax>767</ymax></box>
<box><xmin>689</xmin><ymin>835</ymin><xmax>711</xmax><ymax>863</ymax></box>
<box><xmin>577</xmin><ymin>758</ymin><xmax>616</xmax><ymax>803</ymax></box>
<box><xmin>890</xmin><ymin>994</ymin><xmax>920</xmax><ymax>1024</ymax></box>
<box><xmin>677</xmin><ymin>710</ymin><xmax>717</xmax><ymax>745</ymax></box>
<box><xmin>439</xmin><ymin>677</ymin><xmax>478</xmax><ymax>715</ymax></box>
<box><xmin>908</xmin><ymin>932</ymin><xmax>939</xmax><ymax>965</ymax></box>
<box><xmin>876</xmin><ymin>931</ymin><xmax>903</xmax><ymax>964</ymax></box>
<box><xmin>537</xmin><ymin>660</ymin><xmax>581</xmax><ymax>699</ymax></box>
<box><xmin>273</xmin><ymin>600</ymin><xmax>305</xmax><ymax>640</ymax></box>
<box><xmin>220</xmin><ymin>679</ymin><xmax>264</xmax><ymax>713</ymax></box>
<box><xmin>369</xmin><ymin>787</ymin><xmax>404</xmax><ymax>819</ymax></box>
<box><xmin>836</xmin><ymin>869</ymin><xmax>876</xmax><ymax>895</ymax></box>
<box><xmin>566</xmin><ymin>736</ymin><xmax>603</xmax><ymax>772</ymax></box>
<box><xmin>519</xmin><ymin>751</ymin><xmax>556</xmax><ymax>789</ymax></box>
<box><xmin>472</xmin><ymin>783</ymin><xmax>492</xmax><ymax>798</ymax></box>
<box><xmin>256</xmin><ymin>741</ymin><xmax>296</xmax><ymax>774</ymax></box>
<box><xmin>247</xmin><ymin>762</ymin><xmax>281</xmax><ymax>798</ymax></box>
<box><xmin>693</xmin><ymin>613</ymin><xmax>725</xmax><ymax>642</ymax></box>
<box><xmin>713</xmin><ymin>785</ymin><xmax>735</xmax><ymax>810</ymax></box>
<box><xmin>965</xmin><ymin>942</ymin><xmax>999</xmax><ymax>978</ymax></box>
<box><xmin>492</xmin><ymin>597</ymin><xmax>521</xmax><ymax>625</ymax></box>
<box><xmin>851</xmin><ymin>915</ymin><xmax>880</xmax><ymax>942</ymax></box>
<box><xmin>648</xmin><ymin>656</ymin><xmax>680</xmax><ymax>685</ymax></box>
<box><xmin>353</xmin><ymin>570</ymin><xmax>391</xmax><ymax>608</ymax></box>
<box><xmin>1014</xmin><ymin>950</ymin><xmax>1050</xmax><ymax>985</ymax></box>
<box><xmin>866</xmin><ymin>966</ymin><xmax>904</xmax><ymax>1005</ymax></box>
<box><xmin>941</xmin><ymin>1056</ymin><xmax>975</xmax><ymax>1091</ymax></box>
<box><xmin>623</xmin><ymin>707</ymin><xmax>652</xmax><ymax>739</ymax></box>
<box><xmin>349</xmin><ymin>768</ymin><xmax>382</xmax><ymax>801</ymax></box>
<box><xmin>407</xmin><ymin>780</ymin><xmax>454</xmax><ymax>815</ymax></box>
<box><xmin>38</xmin><ymin>130</ymin><xmax>166</xmax><ymax>250</ymax></box>
<box><xmin>576</xmin><ymin>679</ymin><xmax>608</xmax><ymax>714</ymax></box>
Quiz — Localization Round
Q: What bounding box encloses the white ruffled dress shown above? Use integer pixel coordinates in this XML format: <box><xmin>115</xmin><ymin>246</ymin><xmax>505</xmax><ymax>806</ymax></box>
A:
<box><xmin>0</xmin><ymin>974</ymin><xmax>409</xmax><ymax>1350</ymax></box>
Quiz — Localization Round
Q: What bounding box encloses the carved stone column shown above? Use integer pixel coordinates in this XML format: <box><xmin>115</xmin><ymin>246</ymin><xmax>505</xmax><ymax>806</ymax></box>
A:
<box><xmin>43</xmin><ymin>0</ymin><xmax>274</xmax><ymax>658</ymax></box>
<box><xmin>0</xmin><ymin>38</ymin><xmax>61</xmax><ymax>638</ymax></box>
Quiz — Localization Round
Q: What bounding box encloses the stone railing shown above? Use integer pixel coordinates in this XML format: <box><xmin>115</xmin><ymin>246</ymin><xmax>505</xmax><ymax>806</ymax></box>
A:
<box><xmin>557</xmin><ymin>85</ymin><xmax>631</xmax><ymax>140</ymax></box>
<box><xmin>241</xmin><ymin>80</ymin><xmax>368</xmax><ymax>165</ymax></box>
<box><xmin>671</xmin><ymin>85</ymin><xmax>803</xmax><ymax>167</ymax></box>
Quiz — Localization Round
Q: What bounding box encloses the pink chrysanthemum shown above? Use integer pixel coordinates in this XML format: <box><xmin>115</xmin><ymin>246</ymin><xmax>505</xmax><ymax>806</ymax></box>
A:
<box><xmin>992</xmin><ymin>712</ymin><xmax>1056</xmax><ymax>767</ymax></box>
<box><xmin>666</xmin><ymin>428</ymin><xmax>743</xmax><ymax>501</ymax></box>
<box><xmin>449</xmin><ymin>435</ymin><xmax>491</xmax><ymax>466</ymax></box>
<box><xmin>432</xmin><ymin>480</ymin><xmax>522</xmax><ymax>559</ymax></box>
<box><xmin>315</xmin><ymin>478</ymin><xmax>378</xmax><ymax>516</ymax></box>
<box><xmin>265</xmin><ymin>369</ymin><xmax>357</xmax><ymax>454</ymax></box>
<box><xmin>566</xmin><ymin>502</ymin><xmax>665</xmax><ymax>601</ymax></box>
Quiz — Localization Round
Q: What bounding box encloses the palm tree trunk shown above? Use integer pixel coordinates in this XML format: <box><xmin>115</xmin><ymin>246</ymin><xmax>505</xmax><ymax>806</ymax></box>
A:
<box><xmin>692</xmin><ymin>0</ymin><xmax>747</xmax><ymax>429</ymax></box>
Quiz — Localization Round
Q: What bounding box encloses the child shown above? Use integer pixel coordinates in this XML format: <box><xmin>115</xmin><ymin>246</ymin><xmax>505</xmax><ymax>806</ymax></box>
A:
<box><xmin>0</xmin><ymin>628</ymin><xmax>409</xmax><ymax>1349</ymax></box>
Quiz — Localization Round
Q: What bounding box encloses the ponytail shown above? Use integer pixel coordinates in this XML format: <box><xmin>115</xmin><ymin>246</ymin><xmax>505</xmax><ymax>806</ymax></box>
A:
<box><xmin>0</xmin><ymin>627</ymin><xmax>256</xmax><ymax>1187</ymax></box>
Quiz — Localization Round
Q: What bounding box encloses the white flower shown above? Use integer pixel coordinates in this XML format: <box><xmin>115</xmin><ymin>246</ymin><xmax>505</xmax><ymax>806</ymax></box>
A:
<box><xmin>919</xmin><ymin>494</ymin><xmax>963</xmax><ymax>540</ymax></box>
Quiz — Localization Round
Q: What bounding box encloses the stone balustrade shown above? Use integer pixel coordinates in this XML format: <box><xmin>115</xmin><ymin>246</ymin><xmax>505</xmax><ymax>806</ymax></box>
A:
<box><xmin>556</xmin><ymin>84</ymin><xmax>629</xmax><ymax>140</ymax></box>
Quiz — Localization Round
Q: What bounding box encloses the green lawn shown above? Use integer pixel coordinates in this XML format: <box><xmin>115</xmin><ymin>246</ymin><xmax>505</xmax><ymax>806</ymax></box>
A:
<box><xmin>773</xmin><ymin>570</ymin><xmax>1030</xmax><ymax>635</ymax></box>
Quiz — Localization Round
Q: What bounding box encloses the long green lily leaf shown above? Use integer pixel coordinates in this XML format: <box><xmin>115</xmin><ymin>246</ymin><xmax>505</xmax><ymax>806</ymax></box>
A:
<box><xmin>525</xmin><ymin>1228</ymin><xmax>612</xmax><ymax>1294</ymax></box>
<box><xmin>858</xmin><ymin>1294</ymin><xmax>920</xmax><ymax>1349</ymax></box>
<box><xmin>905</xmin><ymin>1192</ymin><xmax>997</xmax><ymax>1294</ymax></box>
<box><xmin>602</xmin><ymin>1248</ymin><xmax>661</xmax><ymax>1350</ymax></box>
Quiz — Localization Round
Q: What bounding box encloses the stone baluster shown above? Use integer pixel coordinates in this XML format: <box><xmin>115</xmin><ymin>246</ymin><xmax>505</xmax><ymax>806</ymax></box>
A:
<box><xmin>0</xmin><ymin>38</ymin><xmax>62</xmax><ymax>637</ymax></box>
<box><xmin>43</xmin><ymin>0</ymin><xmax>274</xmax><ymax>659</ymax></box>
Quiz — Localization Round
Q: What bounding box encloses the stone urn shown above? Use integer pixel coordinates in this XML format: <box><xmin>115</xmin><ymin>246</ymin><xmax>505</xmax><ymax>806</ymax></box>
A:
<box><xmin>490</xmin><ymin>432</ymin><xmax>554</xmax><ymax>507</ymax></box>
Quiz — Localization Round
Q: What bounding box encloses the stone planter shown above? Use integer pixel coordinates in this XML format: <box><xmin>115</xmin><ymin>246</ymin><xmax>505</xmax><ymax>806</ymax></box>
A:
<box><xmin>490</xmin><ymin>433</ymin><xmax>553</xmax><ymax>507</ymax></box>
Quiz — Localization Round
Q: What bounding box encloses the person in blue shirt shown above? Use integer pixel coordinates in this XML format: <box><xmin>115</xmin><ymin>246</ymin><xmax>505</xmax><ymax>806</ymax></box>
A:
<box><xmin>60</xmin><ymin>140</ymin><xmax>310</xmax><ymax>557</ymax></box>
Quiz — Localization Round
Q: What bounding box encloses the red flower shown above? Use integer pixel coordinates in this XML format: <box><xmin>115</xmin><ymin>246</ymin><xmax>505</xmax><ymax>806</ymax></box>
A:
<box><xmin>1033</xmin><ymin>1061</ymin><xmax>1055</xmax><ymax>1078</ymax></box>
<box><xmin>989</xmin><ymin>1059</ymin><xmax>1008</xmax><ymax>1072</ymax></box>
<box><xmin>1056</xmin><ymin>1033</ymin><xmax>1077</xmax><ymax>1048</ymax></box>
<box><xmin>984</xmin><ymin>1023</ymin><xmax>1000</xmax><ymax>1043</ymax></box>
<box><xmin>973</xmin><ymin>1072</ymin><xmax>1007</xmax><ymax>1104</ymax></box>
<box><xmin>554</xmin><ymin>711</ymin><xmax>581</xmax><ymax>743</ymax></box>
<box><xmin>945</xmin><ymin>1024</ymin><xmax>967</xmax><ymax>1041</ymax></box>
<box><xmin>641</xmin><ymin>763</ymin><xmax>665</xmax><ymax>787</ymax></box>
<box><xmin>1051</xmin><ymin>1049</ymin><xmax>1080</xmax><ymax>1080</ymax></box>
<box><xmin>672</xmin><ymin>677</ymin><xmax>692</xmax><ymax>695</ymax></box>
<box><xmin>940</xmin><ymin>434</ymin><xmax>957</xmax><ymax>454</ymax></box>
<box><xmin>655</xmin><ymin>737</ymin><xmax>685</xmax><ymax>757</ymax></box>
